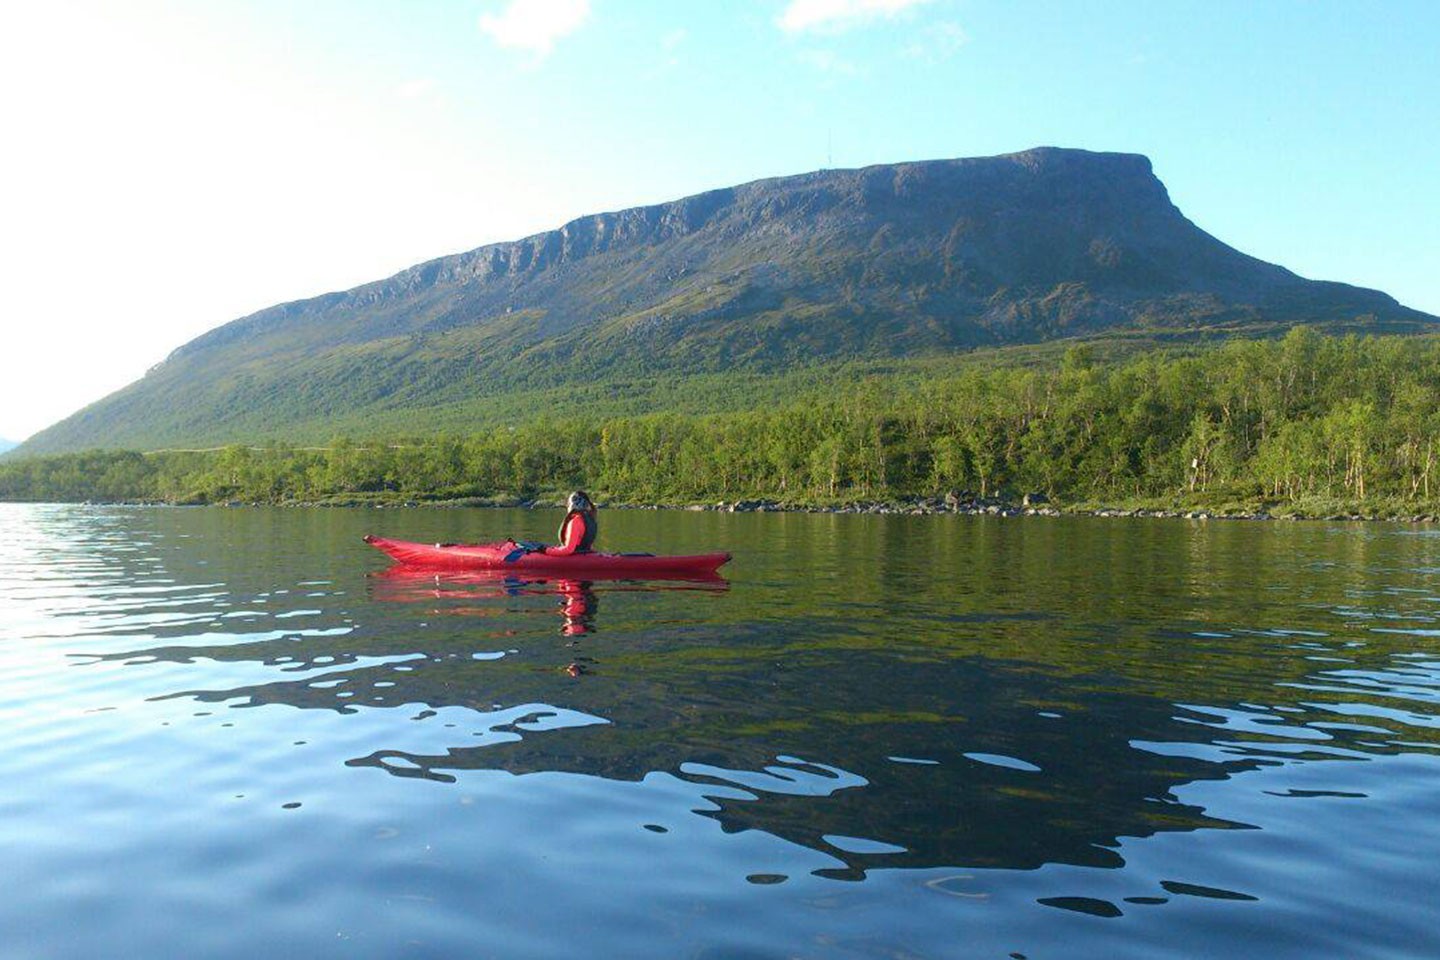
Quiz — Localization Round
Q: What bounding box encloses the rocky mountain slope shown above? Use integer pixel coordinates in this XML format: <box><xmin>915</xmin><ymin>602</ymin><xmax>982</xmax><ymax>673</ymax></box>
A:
<box><xmin>20</xmin><ymin>147</ymin><xmax>1434</xmax><ymax>454</ymax></box>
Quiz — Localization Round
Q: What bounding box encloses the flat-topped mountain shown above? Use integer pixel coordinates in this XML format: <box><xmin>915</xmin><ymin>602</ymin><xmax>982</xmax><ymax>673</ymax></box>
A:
<box><xmin>19</xmin><ymin>147</ymin><xmax>1435</xmax><ymax>454</ymax></box>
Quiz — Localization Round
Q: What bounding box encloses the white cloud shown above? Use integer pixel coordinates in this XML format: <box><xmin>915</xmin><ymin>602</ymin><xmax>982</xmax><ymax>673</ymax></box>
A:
<box><xmin>903</xmin><ymin>20</ymin><xmax>968</xmax><ymax>61</ymax></box>
<box><xmin>479</xmin><ymin>0</ymin><xmax>591</xmax><ymax>55</ymax></box>
<box><xmin>778</xmin><ymin>0</ymin><xmax>935</xmax><ymax>33</ymax></box>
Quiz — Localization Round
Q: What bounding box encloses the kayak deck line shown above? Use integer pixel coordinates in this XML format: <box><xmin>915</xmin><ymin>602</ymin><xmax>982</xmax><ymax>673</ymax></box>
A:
<box><xmin>362</xmin><ymin>535</ymin><xmax>731</xmax><ymax>578</ymax></box>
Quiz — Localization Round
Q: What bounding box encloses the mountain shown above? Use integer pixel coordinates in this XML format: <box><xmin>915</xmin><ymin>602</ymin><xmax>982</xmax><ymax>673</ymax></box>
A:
<box><xmin>0</xmin><ymin>439</ymin><xmax>16</xmax><ymax>455</ymax></box>
<box><xmin>19</xmin><ymin>147</ymin><xmax>1435</xmax><ymax>455</ymax></box>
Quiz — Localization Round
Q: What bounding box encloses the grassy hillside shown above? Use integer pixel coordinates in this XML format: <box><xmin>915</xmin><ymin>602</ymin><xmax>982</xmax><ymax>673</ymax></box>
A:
<box><xmin>21</xmin><ymin>321</ymin><xmax>1426</xmax><ymax>455</ymax></box>
<box><xmin>9</xmin><ymin>331</ymin><xmax>1440</xmax><ymax>521</ymax></box>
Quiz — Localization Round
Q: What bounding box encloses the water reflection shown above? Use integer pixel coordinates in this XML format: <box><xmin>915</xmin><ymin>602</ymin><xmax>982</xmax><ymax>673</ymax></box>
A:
<box><xmin>370</xmin><ymin>564</ymin><xmax>729</xmax><ymax>674</ymax></box>
<box><xmin>369</xmin><ymin>565</ymin><xmax>727</xmax><ymax>631</ymax></box>
<box><xmin>72</xmin><ymin>581</ymin><xmax>1367</xmax><ymax>881</ymax></box>
<box><xmin>12</xmin><ymin>506</ymin><xmax>1440</xmax><ymax>955</ymax></box>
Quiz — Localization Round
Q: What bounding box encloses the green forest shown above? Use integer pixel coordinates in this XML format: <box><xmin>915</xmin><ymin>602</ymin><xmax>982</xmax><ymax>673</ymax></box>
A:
<box><xmin>4</xmin><ymin>329</ymin><xmax>1440</xmax><ymax>516</ymax></box>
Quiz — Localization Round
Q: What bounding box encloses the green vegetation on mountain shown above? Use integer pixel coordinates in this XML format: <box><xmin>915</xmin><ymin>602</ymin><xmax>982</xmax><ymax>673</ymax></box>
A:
<box><xmin>7</xmin><ymin>330</ymin><xmax>1440</xmax><ymax>517</ymax></box>
<box><xmin>17</xmin><ymin>147</ymin><xmax>1432</xmax><ymax>456</ymax></box>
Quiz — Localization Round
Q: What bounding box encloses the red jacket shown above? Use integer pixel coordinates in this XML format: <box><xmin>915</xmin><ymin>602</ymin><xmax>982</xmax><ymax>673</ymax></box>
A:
<box><xmin>548</xmin><ymin>509</ymin><xmax>597</xmax><ymax>556</ymax></box>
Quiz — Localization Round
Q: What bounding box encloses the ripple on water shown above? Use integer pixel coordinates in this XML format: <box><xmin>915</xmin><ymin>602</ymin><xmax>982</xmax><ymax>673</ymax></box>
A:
<box><xmin>3</xmin><ymin>504</ymin><xmax>1440</xmax><ymax>958</ymax></box>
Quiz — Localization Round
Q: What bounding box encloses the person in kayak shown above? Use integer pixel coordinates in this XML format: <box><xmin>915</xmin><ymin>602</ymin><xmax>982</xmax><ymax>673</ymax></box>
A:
<box><xmin>501</xmin><ymin>490</ymin><xmax>599</xmax><ymax>562</ymax></box>
<box><xmin>547</xmin><ymin>490</ymin><xmax>598</xmax><ymax>556</ymax></box>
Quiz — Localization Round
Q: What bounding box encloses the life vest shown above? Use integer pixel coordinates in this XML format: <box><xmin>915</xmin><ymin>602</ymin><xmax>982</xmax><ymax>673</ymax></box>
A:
<box><xmin>557</xmin><ymin>509</ymin><xmax>598</xmax><ymax>553</ymax></box>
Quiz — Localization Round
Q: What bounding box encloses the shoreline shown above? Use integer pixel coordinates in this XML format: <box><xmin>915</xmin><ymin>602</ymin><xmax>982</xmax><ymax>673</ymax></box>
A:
<box><xmin>32</xmin><ymin>494</ymin><xmax>1439</xmax><ymax>524</ymax></box>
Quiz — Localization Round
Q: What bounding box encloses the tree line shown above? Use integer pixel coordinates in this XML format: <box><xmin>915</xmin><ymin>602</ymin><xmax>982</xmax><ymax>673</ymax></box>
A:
<box><xmin>3</xmin><ymin>329</ymin><xmax>1440</xmax><ymax>512</ymax></box>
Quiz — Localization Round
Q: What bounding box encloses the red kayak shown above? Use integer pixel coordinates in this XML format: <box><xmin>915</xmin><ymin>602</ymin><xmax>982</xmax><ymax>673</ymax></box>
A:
<box><xmin>363</xmin><ymin>535</ymin><xmax>731</xmax><ymax>578</ymax></box>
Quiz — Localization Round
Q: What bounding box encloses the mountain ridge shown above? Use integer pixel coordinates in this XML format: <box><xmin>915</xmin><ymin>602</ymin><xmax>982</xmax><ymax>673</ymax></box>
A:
<box><xmin>19</xmin><ymin>146</ymin><xmax>1436</xmax><ymax>455</ymax></box>
<box><xmin>167</xmin><ymin>147</ymin><xmax>1420</xmax><ymax>362</ymax></box>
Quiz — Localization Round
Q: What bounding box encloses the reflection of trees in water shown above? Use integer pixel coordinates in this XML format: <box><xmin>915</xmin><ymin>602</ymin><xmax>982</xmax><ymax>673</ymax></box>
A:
<box><xmin>76</xmin><ymin>557</ymin><xmax>1440</xmax><ymax>879</ymax></box>
<box><xmin>342</xmin><ymin>647</ymin><xmax>1261</xmax><ymax>876</ymax></box>
<box><xmin>91</xmin><ymin>626</ymin><xmax>1285</xmax><ymax>877</ymax></box>
<box><xmin>44</xmin><ymin>507</ymin><xmax>1440</xmax><ymax>904</ymax></box>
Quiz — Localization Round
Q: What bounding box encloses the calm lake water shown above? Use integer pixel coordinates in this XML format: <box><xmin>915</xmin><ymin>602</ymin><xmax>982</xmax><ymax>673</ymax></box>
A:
<box><xmin>2</xmin><ymin>503</ymin><xmax>1439</xmax><ymax>959</ymax></box>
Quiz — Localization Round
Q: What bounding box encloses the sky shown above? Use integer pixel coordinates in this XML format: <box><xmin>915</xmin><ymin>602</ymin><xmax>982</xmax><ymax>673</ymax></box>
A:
<box><xmin>1</xmin><ymin>0</ymin><xmax>1437</xmax><ymax>442</ymax></box>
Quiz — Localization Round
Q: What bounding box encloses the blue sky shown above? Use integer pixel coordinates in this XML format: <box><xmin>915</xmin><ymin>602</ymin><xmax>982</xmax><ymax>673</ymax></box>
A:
<box><xmin>1</xmin><ymin>0</ymin><xmax>1436</xmax><ymax>440</ymax></box>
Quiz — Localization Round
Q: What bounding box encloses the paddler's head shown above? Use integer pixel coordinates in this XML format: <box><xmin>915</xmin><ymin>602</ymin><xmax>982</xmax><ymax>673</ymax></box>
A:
<box><xmin>567</xmin><ymin>490</ymin><xmax>593</xmax><ymax>513</ymax></box>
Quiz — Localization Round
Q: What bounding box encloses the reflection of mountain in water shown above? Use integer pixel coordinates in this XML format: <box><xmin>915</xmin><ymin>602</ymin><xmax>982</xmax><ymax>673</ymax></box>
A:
<box><xmin>85</xmin><ymin>571</ymin><xmax>1407</xmax><ymax>879</ymax></box>
<box><xmin>68</xmin><ymin>509</ymin><xmax>1440</xmax><ymax>885</ymax></box>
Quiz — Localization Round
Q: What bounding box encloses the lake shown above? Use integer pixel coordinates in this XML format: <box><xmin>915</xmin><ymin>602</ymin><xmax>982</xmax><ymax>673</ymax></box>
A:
<box><xmin>2</xmin><ymin>503</ymin><xmax>1438</xmax><ymax>959</ymax></box>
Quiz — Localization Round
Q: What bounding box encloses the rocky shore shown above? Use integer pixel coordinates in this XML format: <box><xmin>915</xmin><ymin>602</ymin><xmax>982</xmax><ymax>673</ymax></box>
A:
<box><xmin>613</xmin><ymin>494</ymin><xmax>1420</xmax><ymax>522</ymax></box>
<box><xmin>345</xmin><ymin>492</ymin><xmax>1435</xmax><ymax>523</ymax></box>
<box><xmin>670</xmin><ymin>496</ymin><xmax>1439</xmax><ymax>522</ymax></box>
<box><xmin>84</xmin><ymin>491</ymin><xmax>1437</xmax><ymax>523</ymax></box>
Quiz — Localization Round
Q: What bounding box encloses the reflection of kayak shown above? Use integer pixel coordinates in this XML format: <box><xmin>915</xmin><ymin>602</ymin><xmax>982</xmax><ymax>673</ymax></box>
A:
<box><xmin>363</xmin><ymin>535</ymin><xmax>731</xmax><ymax>578</ymax></box>
<box><xmin>371</xmin><ymin>565</ymin><xmax>730</xmax><ymax>592</ymax></box>
<box><xmin>369</xmin><ymin>564</ymin><xmax>728</xmax><ymax>611</ymax></box>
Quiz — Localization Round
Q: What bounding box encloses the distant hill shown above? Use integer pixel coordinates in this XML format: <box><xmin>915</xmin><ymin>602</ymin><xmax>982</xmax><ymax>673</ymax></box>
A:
<box><xmin>0</xmin><ymin>439</ymin><xmax>16</xmax><ymax>455</ymax></box>
<box><xmin>19</xmin><ymin>146</ymin><xmax>1435</xmax><ymax>455</ymax></box>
